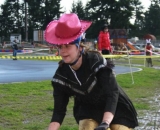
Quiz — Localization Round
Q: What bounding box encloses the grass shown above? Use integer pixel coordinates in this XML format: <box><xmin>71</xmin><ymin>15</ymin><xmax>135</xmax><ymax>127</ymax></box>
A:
<box><xmin>0</xmin><ymin>66</ymin><xmax>160</xmax><ymax>130</ymax></box>
<box><xmin>115</xmin><ymin>56</ymin><xmax>160</xmax><ymax>66</ymax></box>
<box><xmin>0</xmin><ymin>81</ymin><xmax>53</xmax><ymax>130</ymax></box>
<box><xmin>117</xmin><ymin>67</ymin><xmax>160</xmax><ymax>110</ymax></box>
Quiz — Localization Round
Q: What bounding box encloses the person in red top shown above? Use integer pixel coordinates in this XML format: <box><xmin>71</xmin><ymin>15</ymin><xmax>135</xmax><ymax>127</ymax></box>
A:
<box><xmin>98</xmin><ymin>24</ymin><xmax>114</xmax><ymax>68</ymax></box>
<box><xmin>145</xmin><ymin>42</ymin><xmax>153</xmax><ymax>67</ymax></box>
<box><xmin>98</xmin><ymin>24</ymin><xmax>112</xmax><ymax>55</ymax></box>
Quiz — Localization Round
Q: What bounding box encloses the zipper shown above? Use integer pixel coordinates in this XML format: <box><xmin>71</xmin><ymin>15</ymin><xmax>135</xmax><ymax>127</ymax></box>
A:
<box><xmin>69</xmin><ymin>66</ymin><xmax>82</xmax><ymax>86</ymax></box>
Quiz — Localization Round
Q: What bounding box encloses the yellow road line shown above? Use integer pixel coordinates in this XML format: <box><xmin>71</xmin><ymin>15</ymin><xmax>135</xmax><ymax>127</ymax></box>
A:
<box><xmin>0</xmin><ymin>55</ymin><xmax>160</xmax><ymax>60</ymax></box>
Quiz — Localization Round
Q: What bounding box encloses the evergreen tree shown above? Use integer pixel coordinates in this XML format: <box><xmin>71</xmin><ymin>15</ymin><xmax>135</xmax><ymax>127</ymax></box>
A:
<box><xmin>129</xmin><ymin>0</ymin><xmax>145</xmax><ymax>38</ymax></box>
<box><xmin>85</xmin><ymin>0</ymin><xmax>145</xmax><ymax>38</ymax></box>
<box><xmin>27</xmin><ymin>0</ymin><xmax>62</xmax><ymax>39</ymax></box>
<box><xmin>70</xmin><ymin>0</ymin><xmax>86</xmax><ymax>20</ymax></box>
<box><xmin>144</xmin><ymin>0</ymin><xmax>160</xmax><ymax>37</ymax></box>
<box><xmin>85</xmin><ymin>0</ymin><xmax>134</xmax><ymax>38</ymax></box>
<box><xmin>70</xmin><ymin>0</ymin><xmax>77</xmax><ymax>13</ymax></box>
<box><xmin>0</xmin><ymin>0</ymin><xmax>62</xmax><ymax>40</ymax></box>
<box><xmin>0</xmin><ymin>0</ymin><xmax>153</xmax><ymax>40</ymax></box>
<box><xmin>0</xmin><ymin>0</ymin><xmax>22</xmax><ymax>38</ymax></box>
<box><xmin>27</xmin><ymin>0</ymin><xmax>62</xmax><ymax>30</ymax></box>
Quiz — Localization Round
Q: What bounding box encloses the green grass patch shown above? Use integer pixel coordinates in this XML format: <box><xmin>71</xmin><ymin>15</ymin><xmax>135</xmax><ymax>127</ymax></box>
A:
<box><xmin>115</xmin><ymin>57</ymin><xmax>160</xmax><ymax>67</ymax></box>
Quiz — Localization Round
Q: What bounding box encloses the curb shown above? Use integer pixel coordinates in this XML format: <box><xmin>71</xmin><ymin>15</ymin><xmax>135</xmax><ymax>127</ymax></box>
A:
<box><xmin>0</xmin><ymin>55</ymin><xmax>62</xmax><ymax>60</ymax></box>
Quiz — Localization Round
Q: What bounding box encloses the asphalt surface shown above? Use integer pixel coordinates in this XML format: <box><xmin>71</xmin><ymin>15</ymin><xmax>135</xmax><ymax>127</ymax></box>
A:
<box><xmin>0</xmin><ymin>59</ymin><xmax>142</xmax><ymax>84</ymax></box>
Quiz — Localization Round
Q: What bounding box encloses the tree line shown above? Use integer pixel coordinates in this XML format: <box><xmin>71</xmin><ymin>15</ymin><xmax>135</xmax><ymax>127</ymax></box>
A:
<box><xmin>0</xmin><ymin>0</ymin><xmax>160</xmax><ymax>41</ymax></box>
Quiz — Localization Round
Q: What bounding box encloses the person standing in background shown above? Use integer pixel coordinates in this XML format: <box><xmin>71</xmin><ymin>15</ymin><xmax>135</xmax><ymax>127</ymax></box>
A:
<box><xmin>11</xmin><ymin>40</ymin><xmax>18</xmax><ymax>60</ymax></box>
<box><xmin>98</xmin><ymin>24</ymin><xmax>114</xmax><ymax>68</ymax></box>
<box><xmin>145</xmin><ymin>41</ymin><xmax>153</xmax><ymax>67</ymax></box>
<box><xmin>98</xmin><ymin>24</ymin><xmax>112</xmax><ymax>55</ymax></box>
<box><xmin>2</xmin><ymin>41</ymin><xmax>6</xmax><ymax>49</ymax></box>
<box><xmin>31</xmin><ymin>41</ymin><xmax>35</xmax><ymax>48</ymax></box>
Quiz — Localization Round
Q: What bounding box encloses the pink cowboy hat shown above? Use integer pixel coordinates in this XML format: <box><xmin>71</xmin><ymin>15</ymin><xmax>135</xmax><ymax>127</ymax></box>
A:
<box><xmin>45</xmin><ymin>13</ymin><xmax>92</xmax><ymax>45</ymax></box>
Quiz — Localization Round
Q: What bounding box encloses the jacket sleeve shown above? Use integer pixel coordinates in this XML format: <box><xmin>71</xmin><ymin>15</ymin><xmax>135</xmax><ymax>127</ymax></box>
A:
<box><xmin>11</xmin><ymin>44</ymin><xmax>14</xmax><ymax>49</ymax></box>
<box><xmin>50</xmin><ymin>81</ymin><xmax>69</xmax><ymax>125</ymax></box>
<box><xmin>98</xmin><ymin>33</ymin><xmax>102</xmax><ymax>51</ymax></box>
<box><xmin>107</xmin><ymin>33</ymin><xmax>112</xmax><ymax>52</ymax></box>
<box><xmin>97</xmin><ymin>68</ymin><xmax>119</xmax><ymax>115</ymax></box>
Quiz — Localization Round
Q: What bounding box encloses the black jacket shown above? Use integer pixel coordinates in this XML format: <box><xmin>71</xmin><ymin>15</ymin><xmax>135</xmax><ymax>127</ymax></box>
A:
<box><xmin>51</xmin><ymin>51</ymin><xmax>138</xmax><ymax>128</ymax></box>
<box><xmin>12</xmin><ymin>43</ymin><xmax>18</xmax><ymax>50</ymax></box>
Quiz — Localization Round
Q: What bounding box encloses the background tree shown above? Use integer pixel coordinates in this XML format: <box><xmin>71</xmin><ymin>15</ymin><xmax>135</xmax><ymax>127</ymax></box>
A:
<box><xmin>0</xmin><ymin>0</ymin><xmax>22</xmax><ymax>39</ymax></box>
<box><xmin>129</xmin><ymin>0</ymin><xmax>145</xmax><ymax>38</ymax></box>
<box><xmin>0</xmin><ymin>0</ymin><xmax>62</xmax><ymax>41</ymax></box>
<box><xmin>27</xmin><ymin>0</ymin><xmax>62</xmax><ymax>40</ymax></box>
<box><xmin>70</xmin><ymin>1</ymin><xmax>77</xmax><ymax>14</ymax></box>
<box><xmin>85</xmin><ymin>0</ymin><xmax>138</xmax><ymax>38</ymax></box>
<box><xmin>144</xmin><ymin>0</ymin><xmax>160</xmax><ymax>38</ymax></box>
<box><xmin>70</xmin><ymin>0</ymin><xmax>86</xmax><ymax>19</ymax></box>
<box><xmin>0</xmin><ymin>0</ymin><xmax>156</xmax><ymax>41</ymax></box>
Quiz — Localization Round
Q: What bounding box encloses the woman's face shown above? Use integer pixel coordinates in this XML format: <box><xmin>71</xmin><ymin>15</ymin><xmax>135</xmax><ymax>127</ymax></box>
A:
<box><xmin>58</xmin><ymin>44</ymin><xmax>80</xmax><ymax>64</ymax></box>
<box><xmin>104</xmin><ymin>27</ymin><xmax>108</xmax><ymax>32</ymax></box>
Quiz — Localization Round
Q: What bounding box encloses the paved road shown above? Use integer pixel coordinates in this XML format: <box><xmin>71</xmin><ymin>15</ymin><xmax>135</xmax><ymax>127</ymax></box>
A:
<box><xmin>0</xmin><ymin>59</ymin><xmax>141</xmax><ymax>84</ymax></box>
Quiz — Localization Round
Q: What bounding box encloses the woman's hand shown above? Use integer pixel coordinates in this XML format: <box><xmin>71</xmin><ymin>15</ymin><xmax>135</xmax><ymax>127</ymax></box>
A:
<box><xmin>48</xmin><ymin>122</ymin><xmax>60</xmax><ymax>130</ymax></box>
<box><xmin>94</xmin><ymin>122</ymin><xmax>109</xmax><ymax>130</ymax></box>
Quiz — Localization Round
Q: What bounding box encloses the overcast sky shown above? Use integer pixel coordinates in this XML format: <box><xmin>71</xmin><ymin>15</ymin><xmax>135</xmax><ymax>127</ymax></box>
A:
<box><xmin>61</xmin><ymin>0</ymin><xmax>151</xmax><ymax>12</ymax></box>
<box><xmin>0</xmin><ymin>0</ymin><xmax>151</xmax><ymax>12</ymax></box>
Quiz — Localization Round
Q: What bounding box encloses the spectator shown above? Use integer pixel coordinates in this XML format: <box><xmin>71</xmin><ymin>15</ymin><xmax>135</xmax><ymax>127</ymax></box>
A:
<box><xmin>2</xmin><ymin>41</ymin><xmax>6</xmax><ymax>49</ymax></box>
<box><xmin>31</xmin><ymin>41</ymin><xmax>35</xmax><ymax>48</ymax></box>
<box><xmin>98</xmin><ymin>24</ymin><xmax>112</xmax><ymax>55</ymax></box>
<box><xmin>98</xmin><ymin>24</ymin><xmax>114</xmax><ymax>68</ymax></box>
<box><xmin>11</xmin><ymin>40</ymin><xmax>18</xmax><ymax>60</ymax></box>
<box><xmin>145</xmin><ymin>41</ymin><xmax>153</xmax><ymax>67</ymax></box>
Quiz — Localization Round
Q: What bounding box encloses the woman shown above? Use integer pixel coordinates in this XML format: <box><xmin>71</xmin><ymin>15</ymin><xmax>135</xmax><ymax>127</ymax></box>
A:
<box><xmin>98</xmin><ymin>24</ymin><xmax>114</xmax><ymax>68</ymax></box>
<box><xmin>45</xmin><ymin>13</ymin><xmax>138</xmax><ymax>130</ymax></box>
<box><xmin>98</xmin><ymin>24</ymin><xmax>112</xmax><ymax>55</ymax></box>
<box><xmin>145</xmin><ymin>41</ymin><xmax>153</xmax><ymax>67</ymax></box>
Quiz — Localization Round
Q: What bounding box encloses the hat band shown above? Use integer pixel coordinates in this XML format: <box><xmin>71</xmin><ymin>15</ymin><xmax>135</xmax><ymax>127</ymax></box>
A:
<box><xmin>55</xmin><ymin>28</ymin><xmax>82</xmax><ymax>39</ymax></box>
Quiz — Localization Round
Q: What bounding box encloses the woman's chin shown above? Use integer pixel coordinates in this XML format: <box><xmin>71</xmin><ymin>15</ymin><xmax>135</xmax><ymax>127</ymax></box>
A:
<box><xmin>63</xmin><ymin>59</ymin><xmax>71</xmax><ymax>64</ymax></box>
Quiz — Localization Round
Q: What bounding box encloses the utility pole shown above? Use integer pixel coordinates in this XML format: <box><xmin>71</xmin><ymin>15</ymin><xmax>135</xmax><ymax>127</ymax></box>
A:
<box><xmin>25</xmin><ymin>0</ymin><xmax>28</xmax><ymax>42</ymax></box>
<box><xmin>17</xmin><ymin>0</ymin><xmax>20</xmax><ymax>33</ymax></box>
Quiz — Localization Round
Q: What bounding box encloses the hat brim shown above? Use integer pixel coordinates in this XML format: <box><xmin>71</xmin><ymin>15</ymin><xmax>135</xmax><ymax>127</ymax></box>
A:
<box><xmin>45</xmin><ymin>20</ymin><xmax>92</xmax><ymax>45</ymax></box>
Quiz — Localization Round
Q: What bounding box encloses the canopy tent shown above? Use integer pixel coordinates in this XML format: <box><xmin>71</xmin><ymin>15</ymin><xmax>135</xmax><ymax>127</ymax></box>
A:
<box><xmin>143</xmin><ymin>34</ymin><xmax>156</xmax><ymax>40</ymax></box>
